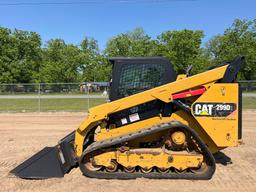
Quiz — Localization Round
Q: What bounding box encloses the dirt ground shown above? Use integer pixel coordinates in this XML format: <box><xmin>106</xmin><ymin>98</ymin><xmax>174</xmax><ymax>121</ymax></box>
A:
<box><xmin>0</xmin><ymin>111</ymin><xmax>255</xmax><ymax>192</ymax></box>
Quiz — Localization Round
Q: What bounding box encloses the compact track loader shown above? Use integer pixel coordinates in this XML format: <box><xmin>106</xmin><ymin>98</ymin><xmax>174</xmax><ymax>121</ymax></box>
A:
<box><xmin>10</xmin><ymin>56</ymin><xmax>244</xmax><ymax>180</ymax></box>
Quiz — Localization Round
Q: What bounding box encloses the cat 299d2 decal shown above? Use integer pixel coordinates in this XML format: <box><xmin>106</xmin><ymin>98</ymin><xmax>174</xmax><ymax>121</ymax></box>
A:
<box><xmin>192</xmin><ymin>103</ymin><xmax>237</xmax><ymax>117</ymax></box>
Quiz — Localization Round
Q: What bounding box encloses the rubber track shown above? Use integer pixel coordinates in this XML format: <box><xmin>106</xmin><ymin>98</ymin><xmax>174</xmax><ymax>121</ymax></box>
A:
<box><xmin>79</xmin><ymin>121</ymin><xmax>216</xmax><ymax>180</ymax></box>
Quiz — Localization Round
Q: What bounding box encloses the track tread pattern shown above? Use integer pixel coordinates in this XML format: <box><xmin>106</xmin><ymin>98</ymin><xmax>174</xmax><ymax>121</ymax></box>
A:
<box><xmin>79</xmin><ymin>121</ymin><xmax>216</xmax><ymax>180</ymax></box>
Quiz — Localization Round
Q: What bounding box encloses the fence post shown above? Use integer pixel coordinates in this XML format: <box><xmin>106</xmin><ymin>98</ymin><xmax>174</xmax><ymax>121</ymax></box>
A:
<box><xmin>87</xmin><ymin>83</ymin><xmax>90</xmax><ymax>110</ymax></box>
<box><xmin>38</xmin><ymin>83</ymin><xmax>41</xmax><ymax>112</ymax></box>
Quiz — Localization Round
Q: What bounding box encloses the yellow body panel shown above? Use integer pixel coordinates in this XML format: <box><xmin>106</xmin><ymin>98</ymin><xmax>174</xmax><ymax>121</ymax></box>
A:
<box><xmin>93</xmin><ymin>149</ymin><xmax>203</xmax><ymax>171</ymax></box>
<box><xmin>192</xmin><ymin>83</ymin><xmax>239</xmax><ymax>147</ymax></box>
<box><xmin>74</xmin><ymin>65</ymin><xmax>231</xmax><ymax>156</ymax></box>
<box><xmin>95</xmin><ymin>112</ymin><xmax>219</xmax><ymax>153</ymax></box>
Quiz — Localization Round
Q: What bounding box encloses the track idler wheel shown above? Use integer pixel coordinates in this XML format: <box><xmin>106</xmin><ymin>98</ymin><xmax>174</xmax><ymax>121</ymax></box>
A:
<box><xmin>190</xmin><ymin>162</ymin><xmax>208</xmax><ymax>174</ymax></box>
<box><xmin>85</xmin><ymin>157</ymin><xmax>102</xmax><ymax>172</ymax></box>
<box><xmin>174</xmin><ymin>168</ymin><xmax>187</xmax><ymax>174</ymax></box>
<box><xmin>106</xmin><ymin>161</ymin><xmax>118</xmax><ymax>172</ymax></box>
<box><xmin>140</xmin><ymin>167</ymin><xmax>153</xmax><ymax>173</ymax></box>
<box><xmin>157</xmin><ymin>167</ymin><xmax>169</xmax><ymax>173</ymax></box>
<box><xmin>123</xmin><ymin>166</ymin><xmax>136</xmax><ymax>173</ymax></box>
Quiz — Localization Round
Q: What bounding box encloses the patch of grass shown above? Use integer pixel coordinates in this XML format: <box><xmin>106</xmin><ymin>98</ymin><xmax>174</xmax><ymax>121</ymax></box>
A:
<box><xmin>242</xmin><ymin>97</ymin><xmax>256</xmax><ymax>109</ymax></box>
<box><xmin>40</xmin><ymin>98</ymin><xmax>106</xmax><ymax>111</ymax></box>
<box><xmin>0</xmin><ymin>96</ymin><xmax>255</xmax><ymax>113</ymax></box>
<box><xmin>0</xmin><ymin>99</ymin><xmax>38</xmax><ymax>112</ymax></box>
<box><xmin>0</xmin><ymin>92</ymin><xmax>105</xmax><ymax>96</ymax></box>
<box><xmin>0</xmin><ymin>98</ymin><xmax>107</xmax><ymax>112</ymax></box>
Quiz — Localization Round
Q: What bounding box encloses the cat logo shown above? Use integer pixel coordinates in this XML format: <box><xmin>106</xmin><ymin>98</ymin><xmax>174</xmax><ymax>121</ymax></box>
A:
<box><xmin>194</xmin><ymin>103</ymin><xmax>213</xmax><ymax>116</ymax></box>
<box><xmin>192</xmin><ymin>102</ymin><xmax>236</xmax><ymax>117</ymax></box>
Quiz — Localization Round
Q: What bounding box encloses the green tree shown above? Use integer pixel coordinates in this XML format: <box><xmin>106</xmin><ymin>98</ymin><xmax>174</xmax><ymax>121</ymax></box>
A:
<box><xmin>40</xmin><ymin>37</ymin><xmax>111</xmax><ymax>83</ymax></box>
<box><xmin>0</xmin><ymin>27</ymin><xmax>42</xmax><ymax>83</ymax></box>
<box><xmin>40</xmin><ymin>39</ymin><xmax>84</xmax><ymax>83</ymax></box>
<box><xmin>105</xmin><ymin>27</ymin><xmax>156</xmax><ymax>57</ymax></box>
<box><xmin>1</xmin><ymin>20</ymin><xmax>255</xmax><ymax>84</ymax></box>
<box><xmin>156</xmin><ymin>29</ymin><xmax>207</xmax><ymax>74</ymax></box>
<box><xmin>205</xmin><ymin>19</ymin><xmax>256</xmax><ymax>80</ymax></box>
<box><xmin>80</xmin><ymin>37</ymin><xmax>111</xmax><ymax>82</ymax></box>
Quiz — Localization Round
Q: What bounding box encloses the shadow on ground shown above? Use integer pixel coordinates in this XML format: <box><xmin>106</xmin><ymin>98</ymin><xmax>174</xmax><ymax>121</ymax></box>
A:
<box><xmin>214</xmin><ymin>152</ymin><xmax>232</xmax><ymax>165</ymax></box>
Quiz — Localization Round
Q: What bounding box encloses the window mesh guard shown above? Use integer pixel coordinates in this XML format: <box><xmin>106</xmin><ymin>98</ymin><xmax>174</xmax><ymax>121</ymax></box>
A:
<box><xmin>118</xmin><ymin>63</ymin><xmax>165</xmax><ymax>98</ymax></box>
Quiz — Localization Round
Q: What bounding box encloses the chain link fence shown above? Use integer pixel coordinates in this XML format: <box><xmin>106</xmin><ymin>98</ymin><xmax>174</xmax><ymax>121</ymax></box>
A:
<box><xmin>0</xmin><ymin>82</ymin><xmax>109</xmax><ymax>112</ymax></box>
<box><xmin>238</xmin><ymin>80</ymin><xmax>256</xmax><ymax>92</ymax></box>
<box><xmin>0</xmin><ymin>81</ymin><xmax>255</xmax><ymax>112</ymax></box>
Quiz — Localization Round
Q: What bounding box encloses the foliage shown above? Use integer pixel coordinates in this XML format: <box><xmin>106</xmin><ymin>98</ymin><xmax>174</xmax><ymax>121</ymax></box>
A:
<box><xmin>105</xmin><ymin>27</ymin><xmax>156</xmax><ymax>57</ymax></box>
<box><xmin>0</xmin><ymin>19</ymin><xmax>256</xmax><ymax>83</ymax></box>
<box><xmin>40</xmin><ymin>37</ymin><xmax>110</xmax><ymax>83</ymax></box>
<box><xmin>156</xmin><ymin>29</ymin><xmax>208</xmax><ymax>74</ymax></box>
<box><xmin>0</xmin><ymin>27</ymin><xmax>42</xmax><ymax>83</ymax></box>
<box><xmin>205</xmin><ymin>19</ymin><xmax>256</xmax><ymax>80</ymax></box>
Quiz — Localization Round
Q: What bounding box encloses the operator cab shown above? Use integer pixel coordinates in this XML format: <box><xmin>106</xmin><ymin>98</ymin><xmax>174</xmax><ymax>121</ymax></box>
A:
<box><xmin>109</xmin><ymin>57</ymin><xmax>176</xmax><ymax>101</ymax></box>
<box><xmin>108</xmin><ymin>57</ymin><xmax>177</xmax><ymax>128</ymax></box>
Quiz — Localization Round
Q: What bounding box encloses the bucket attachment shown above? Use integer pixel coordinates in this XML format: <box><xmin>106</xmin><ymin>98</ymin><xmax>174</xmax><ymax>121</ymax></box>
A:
<box><xmin>10</xmin><ymin>141</ymin><xmax>77</xmax><ymax>179</ymax></box>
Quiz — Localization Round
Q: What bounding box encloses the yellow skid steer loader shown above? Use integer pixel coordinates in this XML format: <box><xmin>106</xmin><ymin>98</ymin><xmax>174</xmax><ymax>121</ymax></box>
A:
<box><xmin>10</xmin><ymin>56</ymin><xmax>244</xmax><ymax>180</ymax></box>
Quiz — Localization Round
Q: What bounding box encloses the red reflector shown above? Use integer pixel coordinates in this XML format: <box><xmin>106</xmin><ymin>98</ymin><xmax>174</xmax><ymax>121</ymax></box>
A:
<box><xmin>172</xmin><ymin>87</ymin><xmax>206</xmax><ymax>100</ymax></box>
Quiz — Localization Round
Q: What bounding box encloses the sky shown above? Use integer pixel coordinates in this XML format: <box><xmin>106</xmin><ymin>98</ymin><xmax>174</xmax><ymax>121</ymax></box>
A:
<box><xmin>0</xmin><ymin>0</ymin><xmax>255</xmax><ymax>49</ymax></box>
